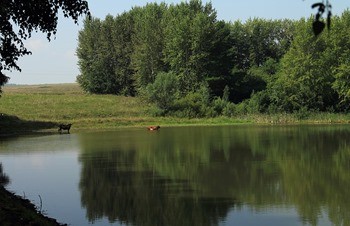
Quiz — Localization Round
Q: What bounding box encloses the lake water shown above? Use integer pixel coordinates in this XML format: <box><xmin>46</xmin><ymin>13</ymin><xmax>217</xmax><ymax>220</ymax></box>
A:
<box><xmin>1</xmin><ymin>125</ymin><xmax>350</xmax><ymax>226</ymax></box>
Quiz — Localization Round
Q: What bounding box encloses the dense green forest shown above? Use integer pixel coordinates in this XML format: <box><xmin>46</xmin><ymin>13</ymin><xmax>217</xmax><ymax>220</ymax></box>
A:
<box><xmin>76</xmin><ymin>0</ymin><xmax>350</xmax><ymax>117</ymax></box>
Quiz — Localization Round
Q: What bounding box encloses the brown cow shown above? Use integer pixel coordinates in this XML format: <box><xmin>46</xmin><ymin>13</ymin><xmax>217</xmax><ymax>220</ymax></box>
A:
<box><xmin>147</xmin><ymin>126</ymin><xmax>160</xmax><ymax>131</ymax></box>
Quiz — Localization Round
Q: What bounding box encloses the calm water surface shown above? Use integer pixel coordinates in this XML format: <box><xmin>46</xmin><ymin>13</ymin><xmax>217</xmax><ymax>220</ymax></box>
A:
<box><xmin>0</xmin><ymin>125</ymin><xmax>350</xmax><ymax>226</ymax></box>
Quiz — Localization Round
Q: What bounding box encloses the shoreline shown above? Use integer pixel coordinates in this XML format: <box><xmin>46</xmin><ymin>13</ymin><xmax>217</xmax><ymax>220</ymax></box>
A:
<box><xmin>1</xmin><ymin>117</ymin><xmax>350</xmax><ymax>138</ymax></box>
<box><xmin>0</xmin><ymin>186</ymin><xmax>67</xmax><ymax>226</ymax></box>
<box><xmin>2</xmin><ymin>83</ymin><xmax>350</xmax><ymax>138</ymax></box>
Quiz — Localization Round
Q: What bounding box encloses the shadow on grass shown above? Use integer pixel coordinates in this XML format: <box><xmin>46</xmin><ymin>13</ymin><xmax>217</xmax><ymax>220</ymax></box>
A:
<box><xmin>0</xmin><ymin>113</ymin><xmax>57</xmax><ymax>137</ymax></box>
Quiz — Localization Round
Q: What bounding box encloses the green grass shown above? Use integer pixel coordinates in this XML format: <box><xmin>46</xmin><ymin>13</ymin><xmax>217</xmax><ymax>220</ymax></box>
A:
<box><xmin>1</xmin><ymin>83</ymin><xmax>350</xmax><ymax>136</ymax></box>
<box><xmin>1</xmin><ymin>84</ymin><xmax>144</xmax><ymax>121</ymax></box>
<box><xmin>0</xmin><ymin>84</ymin><xmax>249</xmax><ymax>134</ymax></box>
<box><xmin>0</xmin><ymin>84</ymin><xmax>150</xmax><ymax>132</ymax></box>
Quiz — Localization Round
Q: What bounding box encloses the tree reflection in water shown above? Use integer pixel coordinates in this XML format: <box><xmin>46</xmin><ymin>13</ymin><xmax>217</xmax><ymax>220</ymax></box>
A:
<box><xmin>78</xmin><ymin>125</ymin><xmax>350</xmax><ymax>226</ymax></box>
<box><xmin>0</xmin><ymin>163</ymin><xmax>10</xmax><ymax>186</ymax></box>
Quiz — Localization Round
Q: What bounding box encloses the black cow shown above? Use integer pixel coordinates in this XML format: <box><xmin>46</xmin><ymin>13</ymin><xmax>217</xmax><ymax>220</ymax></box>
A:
<box><xmin>58</xmin><ymin>123</ymin><xmax>72</xmax><ymax>134</ymax></box>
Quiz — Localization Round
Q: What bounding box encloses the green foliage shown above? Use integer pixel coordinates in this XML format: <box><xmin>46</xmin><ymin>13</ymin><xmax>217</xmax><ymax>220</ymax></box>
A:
<box><xmin>228</xmin><ymin>19</ymin><xmax>294</xmax><ymax>103</ymax></box>
<box><xmin>171</xmin><ymin>82</ymin><xmax>227</xmax><ymax>118</ymax></box>
<box><xmin>76</xmin><ymin>2</ymin><xmax>350</xmax><ymax>117</ymax></box>
<box><xmin>0</xmin><ymin>0</ymin><xmax>89</xmax><ymax>93</ymax></box>
<box><xmin>77</xmin><ymin>0</ymin><xmax>247</xmax><ymax>116</ymax></box>
<box><xmin>210</xmin><ymin>86</ymin><xmax>231</xmax><ymax>116</ymax></box>
<box><xmin>329</xmin><ymin>11</ymin><xmax>350</xmax><ymax>110</ymax></box>
<box><xmin>144</xmin><ymin>71</ymin><xmax>178</xmax><ymax>113</ymax></box>
<box><xmin>76</xmin><ymin>17</ymin><xmax>104</xmax><ymax>93</ymax></box>
<box><xmin>163</xmin><ymin>0</ymin><xmax>218</xmax><ymax>94</ymax></box>
<box><xmin>333</xmin><ymin>64</ymin><xmax>350</xmax><ymax>109</ymax></box>
<box><xmin>210</xmin><ymin>97</ymin><xmax>226</xmax><ymax>116</ymax></box>
<box><xmin>77</xmin><ymin>14</ymin><xmax>135</xmax><ymax>95</ymax></box>
<box><xmin>267</xmin><ymin>12</ymin><xmax>350</xmax><ymax>113</ymax></box>
<box><xmin>246</xmin><ymin>91</ymin><xmax>268</xmax><ymax>114</ymax></box>
<box><xmin>222</xmin><ymin>102</ymin><xmax>236</xmax><ymax>117</ymax></box>
<box><xmin>173</xmin><ymin>91</ymin><xmax>206</xmax><ymax>118</ymax></box>
<box><xmin>294</xmin><ymin>106</ymin><xmax>311</xmax><ymax>120</ymax></box>
<box><xmin>4</xmin><ymin>84</ymin><xmax>350</xmax><ymax>132</ymax></box>
<box><xmin>131</xmin><ymin>3</ymin><xmax>167</xmax><ymax>91</ymax></box>
<box><xmin>206</xmin><ymin>21</ymin><xmax>233</xmax><ymax>97</ymax></box>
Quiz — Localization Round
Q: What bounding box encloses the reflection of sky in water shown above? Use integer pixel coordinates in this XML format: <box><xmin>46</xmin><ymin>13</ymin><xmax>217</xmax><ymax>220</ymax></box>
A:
<box><xmin>0</xmin><ymin>136</ymin><xmax>128</xmax><ymax>226</ymax></box>
<box><xmin>1</xmin><ymin>150</ymin><xmax>87</xmax><ymax>225</ymax></box>
<box><xmin>0</xmin><ymin>127</ymin><xmax>343</xmax><ymax>226</ymax></box>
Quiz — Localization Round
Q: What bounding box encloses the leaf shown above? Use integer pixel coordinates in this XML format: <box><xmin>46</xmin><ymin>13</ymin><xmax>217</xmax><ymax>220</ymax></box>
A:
<box><xmin>312</xmin><ymin>3</ymin><xmax>325</xmax><ymax>15</ymax></box>
<box><xmin>312</xmin><ymin>20</ymin><xmax>325</xmax><ymax>36</ymax></box>
<box><xmin>311</xmin><ymin>3</ymin><xmax>325</xmax><ymax>9</ymax></box>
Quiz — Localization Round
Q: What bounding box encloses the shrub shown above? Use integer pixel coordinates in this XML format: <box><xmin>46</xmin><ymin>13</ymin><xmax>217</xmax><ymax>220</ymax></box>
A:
<box><xmin>171</xmin><ymin>83</ymin><xmax>214</xmax><ymax>118</ymax></box>
<box><xmin>235</xmin><ymin>102</ymin><xmax>248</xmax><ymax>115</ymax></box>
<box><xmin>294</xmin><ymin>106</ymin><xmax>310</xmax><ymax>120</ymax></box>
<box><xmin>144</xmin><ymin>71</ymin><xmax>178</xmax><ymax>112</ymax></box>
<box><xmin>173</xmin><ymin>92</ymin><xmax>204</xmax><ymax>118</ymax></box>
<box><xmin>212</xmin><ymin>97</ymin><xmax>227</xmax><ymax>116</ymax></box>
<box><xmin>223</xmin><ymin>102</ymin><xmax>236</xmax><ymax>117</ymax></box>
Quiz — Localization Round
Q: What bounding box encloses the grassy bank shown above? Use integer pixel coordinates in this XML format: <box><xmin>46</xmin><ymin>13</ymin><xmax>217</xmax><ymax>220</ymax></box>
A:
<box><xmin>0</xmin><ymin>83</ymin><xmax>150</xmax><ymax>133</ymax></box>
<box><xmin>0</xmin><ymin>186</ymin><xmax>66</xmax><ymax>226</ymax></box>
<box><xmin>1</xmin><ymin>83</ymin><xmax>350</xmax><ymax>136</ymax></box>
<box><xmin>0</xmin><ymin>83</ymin><xmax>249</xmax><ymax>135</ymax></box>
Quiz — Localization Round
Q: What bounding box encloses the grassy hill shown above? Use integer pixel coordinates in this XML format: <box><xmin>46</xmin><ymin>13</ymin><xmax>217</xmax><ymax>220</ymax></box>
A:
<box><xmin>1</xmin><ymin>83</ymin><xmax>350</xmax><ymax>136</ymax></box>
<box><xmin>0</xmin><ymin>84</ymin><xmax>151</xmax><ymax>134</ymax></box>
<box><xmin>0</xmin><ymin>83</ymin><xmax>249</xmax><ymax>135</ymax></box>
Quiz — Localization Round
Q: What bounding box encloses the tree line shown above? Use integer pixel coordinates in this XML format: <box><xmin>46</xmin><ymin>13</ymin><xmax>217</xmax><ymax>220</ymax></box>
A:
<box><xmin>76</xmin><ymin>0</ymin><xmax>350</xmax><ymax>117</ymax></box>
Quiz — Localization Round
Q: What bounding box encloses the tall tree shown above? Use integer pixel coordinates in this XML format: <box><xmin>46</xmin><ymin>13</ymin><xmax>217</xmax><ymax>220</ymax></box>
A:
<box><xmin>76</xmin><ymin>17</ymin><xmax>104</xmax><ymax>93</ymax></box>
<box><xmin>94</xmin><ymin>14</ymin><xmax>119</xmax><ymax>94</ymax></box>
<box><xmin>0</xmin><ymin>0</ymin><xmax>89</xmax><ymax>93</ymax></box>
<box><xmin>205</xmin><ymin>20</ymin><xmax>233</xmax><ymax>98</ymax></box>
<box><xmin>111</xmin><ymin>11</ymin><xmax>137</xmax><ymax>96</ymax></box>
<box><xmin>268</xmin><ymin>17</ymin><xmax>336</xmax><ymax>112</ymax></box>
<box><xmin>77</xmin><ymin>12</ymin><xmax>137</xmax><ymax>95</ymax></box>
<box><xmin>330</xmin><ymin>11</ymin><xmax>350</xmax><ymax>110</ymax></box>
<box><xmin>163</xmin><ymin>0</ymin><xmax>217</xmax><ymax>94</ymax></box>
<box><xmin>131</xmin><ymin>3</ymin><xmax>167</xmax><ymax>91</ymax></box>
<box><xmin>228</xmin><ymin>19</ymin><xmax>294</xmax><ymax>103</ymax></box>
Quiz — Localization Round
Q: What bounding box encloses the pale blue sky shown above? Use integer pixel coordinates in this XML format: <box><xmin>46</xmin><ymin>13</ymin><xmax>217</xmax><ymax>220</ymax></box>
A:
<box><xmin>5</xmin><ymin>0</ymin><xmax>349</xmax><ymax>85</ymax></box>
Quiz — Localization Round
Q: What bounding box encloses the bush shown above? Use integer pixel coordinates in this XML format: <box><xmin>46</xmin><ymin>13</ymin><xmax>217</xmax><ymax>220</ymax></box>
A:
<box><xmin>223</xmin><ymin>102</ymin><xmax>236</xmax><ymax>117</ymax></box>
<box><xmin>235</xmin><ymin>102</ymin><xmax>248</xmax><ymax>115</ymax></box>
<box><xmin>173</xmin><ymin>92</ymin><xmax>205</xmax><ymax>118</ymax></box>
<box><xmin>170</xmin><ymin>83</ymin><xmax>214</xmax><ymax>118</ymax></box>
<box><xmin>294</xmin><ymin>106</ymin><xmax>310</xmax><ymax>120</ymax></box>
<box><xmin>144</xmin><ymin>71</ymin><xmax>178</xmax><ymax>112</ymax></box>
<box><xmin>212</xmin><ymin>97</ymin><xmax>227</xmax><ymax>116</ymax></box>
<box><xmin>147</xmin><ymin>106</ymin><xmax>167</xmax><ymax>117</ymax></box>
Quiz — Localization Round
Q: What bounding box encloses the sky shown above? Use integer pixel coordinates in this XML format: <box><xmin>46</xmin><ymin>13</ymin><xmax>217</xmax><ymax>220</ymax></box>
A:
<box><xmin>5</xmin><ymin>0</ymin><xmax>350</xmax><ymax>85</ymax></box>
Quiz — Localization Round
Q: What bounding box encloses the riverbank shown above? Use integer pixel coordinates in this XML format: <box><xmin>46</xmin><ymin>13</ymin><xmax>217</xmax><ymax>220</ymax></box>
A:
<box><xmin>0</xmin><ymin>186</ymin><xmax>66</xmax><ymax>226</ymax></box>
<box><xmin>2</xmin><ymin>84</ymin><xmax>350</xmax><ymax>137</ymax></box>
